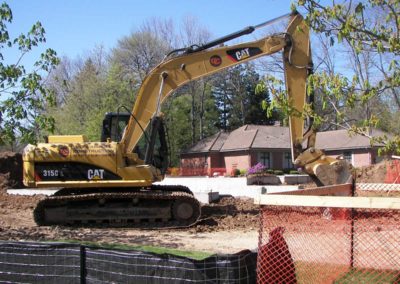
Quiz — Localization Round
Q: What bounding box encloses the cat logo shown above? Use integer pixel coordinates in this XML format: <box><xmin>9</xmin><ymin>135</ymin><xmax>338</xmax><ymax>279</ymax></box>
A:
<box><xmin>58</xmin><ymin>146</ymin><xmax>69</xmax><ymax>158</ymax></box>
<box><xmin>227</xmin><ymin>47</ymin><xmax>262</xmax><ymax>62</ymax></box>
<box><xmin>235</xmin><ymin>48</ymin><xmax>250</xmax><ymax>60</ymax></box>
<box><xmin>88</xmin><ymin>169</ymin><xmax>105</xmax><ymax>180</ymax></box>
<box><xmin>210</xmin><ymin>55</ymin><xmax>222</xmax><ymax>67</ymax></box>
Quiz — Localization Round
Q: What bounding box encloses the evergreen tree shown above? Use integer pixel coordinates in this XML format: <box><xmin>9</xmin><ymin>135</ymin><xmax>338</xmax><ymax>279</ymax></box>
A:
<box><xmin>212</xmin><ymin>64</ymin><xmax>278</xmax><ymax>131</ymax></box>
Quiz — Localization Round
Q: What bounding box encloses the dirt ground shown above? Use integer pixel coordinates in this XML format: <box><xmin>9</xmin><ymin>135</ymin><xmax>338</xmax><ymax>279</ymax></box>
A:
<box><xmin>0</xmin><ymin>152</ymin><xmax>261</xmax><ymax>253</ymax></box>
<box><xmin>0</xmin><ymin>152</ymin><xmax>392</xmax><ymax>254</ymax></box>
<box><xmin>0</xmin><ymin>193</ymin><xmax>260</xmax><ymax>253</ymax></box>
<box><xmin>354</xmin><ymin>161</ymin><xmax>388</xmax><ymax>183</ymax></box>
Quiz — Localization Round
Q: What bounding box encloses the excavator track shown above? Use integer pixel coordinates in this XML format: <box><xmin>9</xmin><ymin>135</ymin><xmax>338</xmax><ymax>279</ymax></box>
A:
<box><xmin>34</xmin><ymin>185</ymin><xmax>201</xmax><ymax>229</ymax></box>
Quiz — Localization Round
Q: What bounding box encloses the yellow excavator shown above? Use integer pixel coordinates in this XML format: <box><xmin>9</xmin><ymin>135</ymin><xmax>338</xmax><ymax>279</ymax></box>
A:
<box><xmin>23</xmin><ymin>11</ymin><xmax>352</xmax><ymax>228</ymax></box>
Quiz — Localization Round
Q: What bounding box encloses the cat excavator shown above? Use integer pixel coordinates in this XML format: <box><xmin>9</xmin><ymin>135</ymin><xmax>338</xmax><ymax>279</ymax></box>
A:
<box><xmin>23</xmin><ymin>11</ymin><xmax>352</xmax><ymax>228</ymax></box>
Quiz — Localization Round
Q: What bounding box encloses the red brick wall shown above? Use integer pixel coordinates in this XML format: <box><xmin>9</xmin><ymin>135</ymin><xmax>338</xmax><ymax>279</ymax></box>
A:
<box><xmin>180</xmin><ymin>154</ymin><xmax>207</xmax><ymax>168</ymax></box>
<box><xmin>223</xmin><ymin>151</ymin><xmax>251</xmax><ymax>173</ymax></box>
<box><xmin>180</xmin><ymin>156</ymin><xmax>206</xmax><ymax>167</ymax></box>
<box><xmin>181</xmin><ymin>147</ymin><xmax>378</xmax><ymax>175</ymax></box>
<box><xmin>248</xmin><ymin>150</ymin><xmax>288</xmax><ymax>170</ymax></box>
<box><xmin>209</xmin><ymin>152</ymin><xmax>225</xmax><ymax>168</ymax></box>
<box><xmin>324</xmin><ymin>149</ymin><xmax>372</xmax><ymax>167</ymax></box>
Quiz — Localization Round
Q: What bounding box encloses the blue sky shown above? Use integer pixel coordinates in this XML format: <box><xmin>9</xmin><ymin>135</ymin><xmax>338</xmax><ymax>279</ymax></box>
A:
<box><xmin>6</xmin><ymin>0</ymin><xmax>295</xmax><ymax>64</ymax></box>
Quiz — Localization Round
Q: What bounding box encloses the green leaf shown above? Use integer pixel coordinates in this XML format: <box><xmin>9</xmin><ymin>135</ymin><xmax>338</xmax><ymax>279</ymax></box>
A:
<box><xmin>337</xmin><ymin>32</ymin><xmax>343</xmax><ymax>43</ymax></box>
<box><xmin>354</xmin><ymin>2</ymin><xmax>364</xmax><ymax>14</ymax></box>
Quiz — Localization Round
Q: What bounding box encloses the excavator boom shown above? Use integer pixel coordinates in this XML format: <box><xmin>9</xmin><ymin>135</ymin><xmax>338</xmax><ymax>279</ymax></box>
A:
<box><xmin>121</xmin><ymin>12</ymin><xmax>310</xmax><ymax>156</ymax></box>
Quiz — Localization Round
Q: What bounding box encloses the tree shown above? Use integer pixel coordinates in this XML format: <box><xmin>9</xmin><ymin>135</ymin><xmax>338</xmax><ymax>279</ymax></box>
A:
<box><xmin>163</xmin><ymin>94</ymin><xmax>192</xmax><ymax>166</ymax></box>
<box><xmin>298</xmin><ymin>0</ymin><xmax>400</xmax><ymax>152</ymax></box>
<box><xmin>263</xmin><ymin>0</ymin><xmax>400</xmax><ymax>154</ymax></box>
<box><xmin>111</xmin><ymin>19</ymin><xmax>173</xmax><ymax>84</ymax></box>
<box><xmin>213</xmin><ymin>64</ymin><xmax>277</xmax><ymax>130</ymax></box>
<box><xmin>0</xmin><ymin>2</ymin><xmax>59</xmax><ymax>146</ymax></box>
<box><xmin>212</xmin><ymin>70</ymin><xmax>236</xmax><ymax>131</ymax></box>
<box><xmin>176</xmin><ymin>15</ymin><xmax>212</xmax><ymax>143</ymax></box>
<box><xmin>46</xmin><ymin>47</ymin><xmax>135</xmax><ymax>141</ymax></box>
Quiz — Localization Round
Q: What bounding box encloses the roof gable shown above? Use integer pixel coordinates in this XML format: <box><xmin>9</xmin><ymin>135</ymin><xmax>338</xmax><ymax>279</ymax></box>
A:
<box><xmin>249</xmin><ymin>125</ymin><xmax>290</xmax><ymax>149</ymax></box>
<box><xmin>182</xmin><ymin>131</ymin><xmax>228</xmax><ymax>153</ymax></box>
<box><xmin>220</xmin><ymin>125</ymin><xmax>257</xmax><ymax>151</ymax></box>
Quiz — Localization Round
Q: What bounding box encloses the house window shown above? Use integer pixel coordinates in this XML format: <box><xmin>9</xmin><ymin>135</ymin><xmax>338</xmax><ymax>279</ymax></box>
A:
<box><xmin>343</xmin><ymin>151</ymin><xmax>352</xmax><ymax>163</ymax></box>
<box><xmin>283</xmin><ymin>152</ymin><xmax>292</xmax><ymax>169</ymax></box>
<box><xmin>258</xmin><ymin>152</ymin><xmax>272</xmax><ymax>168</ymax></box>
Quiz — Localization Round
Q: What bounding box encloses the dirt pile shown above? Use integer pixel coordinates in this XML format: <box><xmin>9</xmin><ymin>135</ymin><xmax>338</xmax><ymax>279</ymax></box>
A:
<box><xmin>354</xmin><ymin>161</ymin><xmax>387</xmax><ymax>183</ymax></box>
<box><xmin>192</xmin><ymin>197</ymin><xmax>259</xmax><ymax>232</ymax></box>
<box><xmin>0</xmin><ymin>151</ymin><xmax>259</xmax><ymax>252</ymax></box>
<box><xmin>0</xmin><ymin>152</ymin><xmax>24</xmax><ymax>191</ymax></box>
<box><xmin>0</xmin><ymin>193</ymin><xmax>259</xmax><ymax>252</ymax></box>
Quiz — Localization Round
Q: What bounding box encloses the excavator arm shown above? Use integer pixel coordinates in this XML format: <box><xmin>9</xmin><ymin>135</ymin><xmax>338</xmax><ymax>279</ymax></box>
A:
<box><xmin>122</xmin><ymin>12</ymin><xmax>307</xmax><ymax>154</ymax></box>
<box><xmin>121</xmin><ymin>11</ymin><xmax>352</xmax><ymax>186</ymax></box>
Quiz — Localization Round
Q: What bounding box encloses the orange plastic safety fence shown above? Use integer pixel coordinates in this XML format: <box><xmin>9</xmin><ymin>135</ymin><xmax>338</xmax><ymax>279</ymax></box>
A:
<box><xmin>258</xmin><ymin>206</ymin><xmax>400</xmax><ymax>284</ymax></box>
<box><xmin>385</xmin><ymin>160</ymin><xmax>400</xmax><ymax>184</ymax></box>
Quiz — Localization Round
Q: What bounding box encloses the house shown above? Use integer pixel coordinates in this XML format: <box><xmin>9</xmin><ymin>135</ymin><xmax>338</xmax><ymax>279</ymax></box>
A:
<box><xmin>180</xmin><ymin>125</ymin><xmax>387</xmax><ymax>175</ymax></box>
<box><xmin>315</xmin><ymin>128</ymin><xmax>386</xmax><ymax>166</ymax></box>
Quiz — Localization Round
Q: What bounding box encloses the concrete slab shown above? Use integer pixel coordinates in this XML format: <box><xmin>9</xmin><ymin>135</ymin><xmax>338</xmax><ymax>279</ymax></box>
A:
<box><xmin>284</xmin><ymin>175</ymin><xmax>312</xmax><ymax>185</ymax></box>
<box><xmin>196</xmin><ymin>191</ymin><xmax>220</xmax><ymax>204</ymax></box>
<box><xmin>7</xmin><ymin>189</ymin><xmax>58</xmax><ymax>196</ymax></box>
<box><xmin>8</xmin><ymin>177</ymin><xmax>301</xmax><ymax>201</ymax></box>
<box><xmin>264</xmin><ymin>185</ymin><xmax>301</xmax><ymax>194</ymax></box>
<box><xmin>156</xmin><ymin>177</ymin><xmax>300</xmax><ymax>199</ymax></box>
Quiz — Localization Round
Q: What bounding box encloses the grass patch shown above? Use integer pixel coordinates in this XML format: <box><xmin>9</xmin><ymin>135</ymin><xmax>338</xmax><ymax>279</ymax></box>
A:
<box><xmin>294</xmin><ymin>261</ymin><xmax>349</xmax><ymax>283</ymax></box>
<box><xmin>334</xmin><ymin>269</ymin><xmax>400</xmax><ymax>284</ymax></box>
<box><xmin>293</xmin><ymin>261</ymin><xmax>399</xmax><ymax>283</ymax></box>
<box><xmin>52</xmin><ymin>239</ymin><xmax>213</xmax><ymax>260</ymax></box>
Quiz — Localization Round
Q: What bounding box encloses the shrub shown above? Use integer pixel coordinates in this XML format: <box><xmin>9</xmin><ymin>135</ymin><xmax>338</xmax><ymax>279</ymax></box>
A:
<box><xmin>289</xmin><ymin>170</ymin><xmax>299</xmax><ymax>175</ymax></box>
<box><xmin>283</xmin><ymin>168</ymin><xmax>291</xmax><ymax>174</ymax></box>
<box><xmin>247</xmin><ymin>163</ymin><xmax>266</xmax><ymax>175</ymax></box>
<box><xmin>231</xmin><ymin>168</ymin><xmax>241</xmax><ymax>177</ymax></box>
<box><xmin>273</xmin><ymin>170</ymin><xmax>284</xmax><ymax>175</ymax></box>
<box><xmin>266</xmin><ymin>169</ymin><xmax>274</xmax><ymax>174</ymax></box>
<box><xmin>239</xmin><ymin>169</ymin><xmax>247</xmax><ymax>176</ymax></box>
<box><xmin>169</xmin><ymin>167</ymin><xmax>180</xmax><ymax>176</ymax></box>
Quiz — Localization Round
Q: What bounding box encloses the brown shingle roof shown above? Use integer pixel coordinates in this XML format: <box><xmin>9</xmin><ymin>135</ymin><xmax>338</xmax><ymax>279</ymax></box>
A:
<box><xmin>183</xmin><ymin>131</ymin><xmax>229</xmax><ymax>153</ymax></box>
<box><xmin>184</xmin><ymin>125</ymin><xmax>387</xmax><ymax>153</ymax></box>
<box><xmin>248</xmin><ymin>125</ymin><xmax>291</xmax><ymax>149</ymax></box>
<box><xmin>220</xmin><ymin>125</ymin><xmax>257</xmax><ymax>151</ymax></box>
<box><xmin>211</xmin><ymin>132</ymin><xmax>230</xmax><ymax>151</ymax></box>
<box><xmin>315</xmin><ymin>128</ymin><xmax>386</xmax><ymax>150</ymax></box>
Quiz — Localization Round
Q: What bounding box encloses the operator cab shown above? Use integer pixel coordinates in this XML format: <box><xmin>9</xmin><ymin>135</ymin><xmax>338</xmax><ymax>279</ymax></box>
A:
<box><xmin>101</xmin><ymin>112</ymin><xmax>169</xmax><ymax>174</ymax></box>
<box><xmin>101</xmin><ymin>112</ymin><xmax>131</xmax><ymax>142</ymax></box>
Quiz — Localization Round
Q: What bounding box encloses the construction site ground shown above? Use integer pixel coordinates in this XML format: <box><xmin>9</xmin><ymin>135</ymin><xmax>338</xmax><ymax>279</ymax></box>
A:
<box><xmin>0</xmin><ymin>151</ymin><xmax>393</xmax><ymax>254</ymax></box>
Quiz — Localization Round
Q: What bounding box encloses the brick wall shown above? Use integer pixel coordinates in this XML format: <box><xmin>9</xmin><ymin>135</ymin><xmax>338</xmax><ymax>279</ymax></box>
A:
<box><xmin>180</xmin><ymin>154</ymin><xmax>208</xmax><ymax>169</ymax></box>
<box><xmin>223</xmin><ymin>151</ymin><xmax>250</xmax><ymax>173</ymax></box>
<box><xmin>353</xmin><ymin>150</ymin><xmax>372</xmax><ymax>167</ymax></box>
<box><xmin>209</xmin><ymin>152</ymin><xmax>225</xmax><ymax>168</ymax></box>
<box><xmin>324</xmin><ymin>149</ymin><xmax>372</xmax><ymax>167</ymax></box>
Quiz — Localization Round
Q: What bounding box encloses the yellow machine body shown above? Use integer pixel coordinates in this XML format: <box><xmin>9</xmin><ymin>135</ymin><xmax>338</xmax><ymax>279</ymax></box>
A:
<box><xmin>21</xmin><ymin>12</ymin><xmax>352</xmax><ymax>227</ymax></box>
